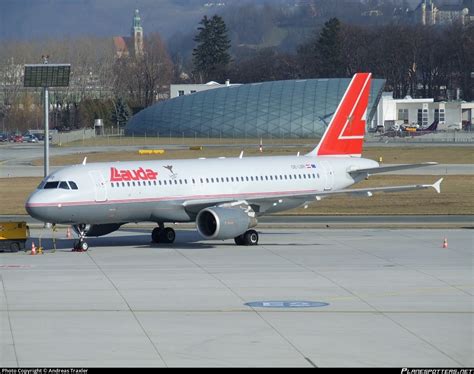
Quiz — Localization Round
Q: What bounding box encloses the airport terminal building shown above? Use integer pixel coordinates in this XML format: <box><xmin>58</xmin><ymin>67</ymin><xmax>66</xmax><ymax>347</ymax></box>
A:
<box><xmin>125</xmin><ymin>78</ymin><xmax>386</xmax><ymax>138</ymax></box>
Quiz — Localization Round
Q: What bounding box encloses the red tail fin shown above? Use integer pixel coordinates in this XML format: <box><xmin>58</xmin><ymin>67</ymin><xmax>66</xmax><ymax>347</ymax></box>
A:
<box><xmin>308</xmin><ymin>73</ymin><xmax>372</xmax><ymax>157</ymax></box>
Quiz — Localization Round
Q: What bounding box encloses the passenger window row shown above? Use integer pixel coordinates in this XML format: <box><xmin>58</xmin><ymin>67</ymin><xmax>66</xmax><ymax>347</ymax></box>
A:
<box><xmin>110</xmin><ymin>173</ymin><xmax>320</xmax><ymax>188</ymax></box>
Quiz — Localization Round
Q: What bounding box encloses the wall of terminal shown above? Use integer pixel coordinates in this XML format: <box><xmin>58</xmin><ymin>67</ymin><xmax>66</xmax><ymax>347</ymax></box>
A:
<box><xmin>126</xmin><ymin>78</ymin><xmax>386</xmax><ymax>139</ymax></box>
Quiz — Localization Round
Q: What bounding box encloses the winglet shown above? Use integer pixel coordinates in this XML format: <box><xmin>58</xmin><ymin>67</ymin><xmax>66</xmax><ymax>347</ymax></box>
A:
<box><xmin>82</xmin><ymin>157</ymin><xmax>87</xmax><ymax>165</ymax></box>
<box><xmin>432</xmin><ymin>178</ymin><xmax>443</xmax><ymax>194</ymax></box>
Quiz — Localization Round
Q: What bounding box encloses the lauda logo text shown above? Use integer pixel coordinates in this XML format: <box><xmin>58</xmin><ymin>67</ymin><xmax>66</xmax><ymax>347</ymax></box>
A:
<box><xmin>110</xmin><ymin>167</ymin><xmax>158</xmax><ymax>181</ymax></box>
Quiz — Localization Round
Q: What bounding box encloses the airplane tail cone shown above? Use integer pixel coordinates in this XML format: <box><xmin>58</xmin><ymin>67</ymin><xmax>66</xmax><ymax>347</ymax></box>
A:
<box><xmin>442</xmin><ymin>238</ymin><xmax>448</xmax><ymax>248</ymax></box>
<box><xmin>30</xmin><ymin>242</ymin><xmax>36</xmax><ymax>255</ymax></box>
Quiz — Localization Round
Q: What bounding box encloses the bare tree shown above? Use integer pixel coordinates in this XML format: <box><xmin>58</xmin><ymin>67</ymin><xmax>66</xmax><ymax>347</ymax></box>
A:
<box><xmin>368</xmin><ymin>24</ymin><xmax>413</xmax><ymax>98</ymax></box>
<box><xmin>339</xmin><ymin>24</ymin><xmax>372</xmax><ymax>77</ymax></box>
<box><xmin>445</xmin><ymin>23</ymin><xmax>474</xmax><ymax>101</ymax></box>
<box><xmin>114</xmin><ymin>33</ymin><xmax>173</xmax><ymax>109</ymax></box>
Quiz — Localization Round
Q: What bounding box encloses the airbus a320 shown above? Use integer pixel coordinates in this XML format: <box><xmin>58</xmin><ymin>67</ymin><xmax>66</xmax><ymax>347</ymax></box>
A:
<box><xmin>26</xmin><ymin>73</ymin><xmax>442</xmax><ymax>250</ymax></box>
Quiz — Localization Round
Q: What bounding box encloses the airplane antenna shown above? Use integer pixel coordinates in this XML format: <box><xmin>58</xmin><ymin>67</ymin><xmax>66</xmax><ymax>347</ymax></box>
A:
<box><xmin>239</xmin><ymin>151</ymin><xmax>244</xmax><ymax>159</ymax></box>
<box><xmin>82</xmin><ymin>157</ymin><xmax>87</xmax><ymax>165</ymax></box>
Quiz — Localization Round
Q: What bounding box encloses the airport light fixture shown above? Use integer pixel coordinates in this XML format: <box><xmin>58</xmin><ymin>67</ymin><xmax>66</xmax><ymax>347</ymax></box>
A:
<box><xmin>24</xmin><ymin>59</ymin><xmax>71</xmax><ymax>178</ymax></box>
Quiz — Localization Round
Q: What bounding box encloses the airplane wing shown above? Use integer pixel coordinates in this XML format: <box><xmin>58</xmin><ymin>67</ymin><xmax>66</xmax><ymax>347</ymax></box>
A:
<box><xmin>182</xmin><ymin>178</ymin><xmax>443</xmax><ymax>215</ymax></box>
<box><xmin>245</xmin><ymin>178</ymin><xmax>443</xmax><ymax>203</ymax></box>
<box><xmin>183</xmin><ymin>198</ymin><xmax>236</xmax><ymax>214</ymax></box>
<box><xmin>348</xmin><ymin>162</ymin><xmax>438</xmax><ymax>177</ymax></box>
<box><xmin>309</xmin><ymin>177</ymin><xmax>443</xmax><ymax>198</ymax></box>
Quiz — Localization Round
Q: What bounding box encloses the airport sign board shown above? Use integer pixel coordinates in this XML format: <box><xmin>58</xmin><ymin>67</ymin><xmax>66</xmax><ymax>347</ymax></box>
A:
<box><xmin>24</xmin><ymin>64</ymin><xmax>71</xmax><ymax>87</ymax></box>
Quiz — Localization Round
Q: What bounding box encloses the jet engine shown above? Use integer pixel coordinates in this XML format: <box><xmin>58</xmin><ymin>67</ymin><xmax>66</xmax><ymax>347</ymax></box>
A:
<box><xmin>196</xmin><ymin>207</ymin><xmax>257</xmax><ymax>240</ymax></box>
<box><xmin>73</xmin><ymin>223</ymin><xmax>123</xmax><ymax>237</ymax></box>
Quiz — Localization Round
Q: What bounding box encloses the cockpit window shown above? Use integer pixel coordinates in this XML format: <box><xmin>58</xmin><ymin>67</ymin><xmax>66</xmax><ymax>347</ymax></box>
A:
<box><xmin>37</xmin><ymin>181</ymin><xmax>46</xmax><ymax>189</ymax></box>
<box><xmin>44</xmin><ymin>181</ymin><xmax>59</xmax><ymax>189</ymax></box>
<box><xmin>42</xmin><ymin>181</ymin><xmax>78</xmax><ymax>189</ymax></box>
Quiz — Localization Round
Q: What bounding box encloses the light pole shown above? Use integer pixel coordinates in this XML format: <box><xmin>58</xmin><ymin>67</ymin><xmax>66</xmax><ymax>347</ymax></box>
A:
<box><xmin>24</xmin><ymin>59</ymin><xmax>71</xmax><ymax>178</ymax></box>
<box><xmin>42</xmin><ymin>56</ymin><xmax>50</xmax><ymax>177</ymax></box>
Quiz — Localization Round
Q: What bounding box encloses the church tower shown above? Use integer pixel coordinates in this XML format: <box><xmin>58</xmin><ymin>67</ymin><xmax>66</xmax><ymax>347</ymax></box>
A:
<box><xmin>132</xmin><ymin>9</ymin><xmax>144</xmax><ymax>58</ymax></box>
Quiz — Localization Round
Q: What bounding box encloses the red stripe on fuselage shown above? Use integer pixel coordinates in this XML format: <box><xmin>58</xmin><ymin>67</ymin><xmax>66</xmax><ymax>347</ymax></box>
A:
<box><xmin>25</xmin><ymin>188</ymin><xmax>321</xmax><ymax>208</ymax></box>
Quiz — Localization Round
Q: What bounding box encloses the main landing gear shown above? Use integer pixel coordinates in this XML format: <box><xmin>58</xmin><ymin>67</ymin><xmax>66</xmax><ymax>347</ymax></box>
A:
<box><xmin>151</xmin><ymin>223</ymin><xmax>176</xmax><ymax>244</ymax></box>
<box><xmin>234</xmin><ymin>229</ymin><xmax>259</xmax><ymax>246</ymax></box>
<box><xmin>72</xmin><ymin>224</ymin><xmax>89</xmax><ymax>252</ymax></box>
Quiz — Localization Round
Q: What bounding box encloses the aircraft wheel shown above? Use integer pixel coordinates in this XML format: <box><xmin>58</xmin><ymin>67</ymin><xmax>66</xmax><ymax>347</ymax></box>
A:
<box><xmin>234</xmin><ymin>235</ymin><xmax>245</xmax><ymax>245</ymax></box>
<box><xmin>80</xmin><ymin>241</ymin><xmax>89</xmax><ymax>251</ymax></box>
<box><xmin>160</xmin><ymin>228</ymin><xmax>176</xmax><ymax>244</ymax></box>
<box><xmin>244</xmin><ymin>230</ymin><xmax>259</xmax><ymax>246</ymax></box>
<box><xmin>73</xmin><ymin>240</ymin><xmax>88</xmax><ymax>252</ymax></box>
<box><xmin>151</xmin><ymin>227</ymin><xmax>162</xmax><ymax>243</ymax></box>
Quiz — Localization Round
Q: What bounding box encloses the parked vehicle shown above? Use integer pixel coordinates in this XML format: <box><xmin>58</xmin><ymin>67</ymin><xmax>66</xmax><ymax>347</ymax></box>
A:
<box><xmin>0</xmin><ymin>221</ymin><xmax>30</xmax><ymax>252</ymax></box>
<box><xmin>34</xmin><ymin>133</ymin><xmax>52</xmax><ymax>141</ymax></box>
<box><xmin>23</xmin><ymin>134</ymin><xmax>39</xmax><ymax>143</ymax></box>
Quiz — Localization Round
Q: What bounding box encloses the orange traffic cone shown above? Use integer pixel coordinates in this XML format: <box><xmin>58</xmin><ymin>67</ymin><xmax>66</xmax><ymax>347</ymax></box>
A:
<box><xmin>30</xmin><ymin>241</ymin><xmax>36</xmax><ymax>255</ymax></box>
<box><xmin>66</xmin><ymin>226</ymin><xmax>72</xmax><ymax>239</ymax></box>
<box><xmin>442</xmin><ymin>238</ymin><xmax>448</xmax><ymax>248</ymax></box>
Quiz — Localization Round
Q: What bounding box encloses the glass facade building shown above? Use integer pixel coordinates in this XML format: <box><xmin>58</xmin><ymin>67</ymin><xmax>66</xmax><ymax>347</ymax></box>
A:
<box><xmin>125</xmin><ymin>78</ymin><xmax>385</xmax><ymax>138</ymax></box>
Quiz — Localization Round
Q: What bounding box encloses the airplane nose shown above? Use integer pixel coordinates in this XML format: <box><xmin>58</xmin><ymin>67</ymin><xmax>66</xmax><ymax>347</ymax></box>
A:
<box><xmin>25</xmin><ymin>193</ymin><xmax>49</xmax><ymax>222</ymax></box>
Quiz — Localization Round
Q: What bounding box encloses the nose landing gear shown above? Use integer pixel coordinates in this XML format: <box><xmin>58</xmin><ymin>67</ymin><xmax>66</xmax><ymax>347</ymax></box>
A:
<box><xmin>72</xmin><ymin>224</ymin><xmax>89</xmax><ymax>252</ymax></box>
<box><xmin>73</xmin><ymin>240</ymin><xmax>89</xmax><ymax>252</ymax></box>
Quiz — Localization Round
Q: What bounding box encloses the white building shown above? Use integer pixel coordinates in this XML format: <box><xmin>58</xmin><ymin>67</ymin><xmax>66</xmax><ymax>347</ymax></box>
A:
<box><xmin>169</xmin><ymin>80</ymin><xmax>240</xmax><ymax>99</ymax></box>
<box><xmin>373</xmin><ymin>92</ymin><xmax>474</xmax><ymax>131</ymax></box>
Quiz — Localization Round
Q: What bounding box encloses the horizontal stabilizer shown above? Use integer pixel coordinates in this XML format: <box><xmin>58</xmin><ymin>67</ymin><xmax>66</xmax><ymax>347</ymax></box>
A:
<box><xmin>349</xmin><ymin>162</ymin><xmax>438</xmax><ymax>177</ymax></box>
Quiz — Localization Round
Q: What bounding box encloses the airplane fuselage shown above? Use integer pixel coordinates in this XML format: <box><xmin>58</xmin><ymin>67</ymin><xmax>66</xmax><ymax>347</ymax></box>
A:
<box><xmin>26</xmin><ymin>155</ymin><xmax>378</xmax><ymax>225</ymax></box>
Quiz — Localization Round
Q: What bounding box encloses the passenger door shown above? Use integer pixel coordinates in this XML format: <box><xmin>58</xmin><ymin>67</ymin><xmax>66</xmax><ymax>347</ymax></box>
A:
<box><xmin>89</xmin><ymin>170</ymin><xmax>107</xmax><ymax>202</ymax></box>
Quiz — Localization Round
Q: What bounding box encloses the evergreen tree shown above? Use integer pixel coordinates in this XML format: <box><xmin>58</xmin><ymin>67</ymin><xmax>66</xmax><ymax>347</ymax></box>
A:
<box><xmin>192</xmin><ymin>15</ymin><xmax>231</xmax><ymax>82</ymax></box>
<box><xmin>315</xmin><ymin>18</ymin><xmax>344</xmax><ymax>78</ymax></box>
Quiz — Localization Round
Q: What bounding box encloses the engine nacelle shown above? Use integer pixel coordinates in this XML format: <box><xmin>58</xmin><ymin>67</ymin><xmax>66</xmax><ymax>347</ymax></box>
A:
<box><xmin>73</xmin><ymin>223</ymin><xmax>123</xmax><ymax>237</ymax></box>
<box><xmin>196</xmin><ymin>207</ymin><xmax>257</xmax><ymax>240</ymax></box>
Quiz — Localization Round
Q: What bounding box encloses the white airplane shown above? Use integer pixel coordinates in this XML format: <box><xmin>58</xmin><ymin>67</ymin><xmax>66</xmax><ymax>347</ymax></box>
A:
<box><xmin>26</xmin><ymin>73</ymin><xmax>442</xmax><ymax>250</ymax></box>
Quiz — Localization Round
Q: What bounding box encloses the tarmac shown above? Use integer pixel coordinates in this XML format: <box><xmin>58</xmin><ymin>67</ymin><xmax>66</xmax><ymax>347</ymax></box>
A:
<box><xmin>1</xmin><ymin>214</ymin><xmax>473</xmax><ymax>229</ymax></box>
<box><xmin>0</xmin><ymin>227</ymin><xmax>472</xmax><ymax>367</ymax></box>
